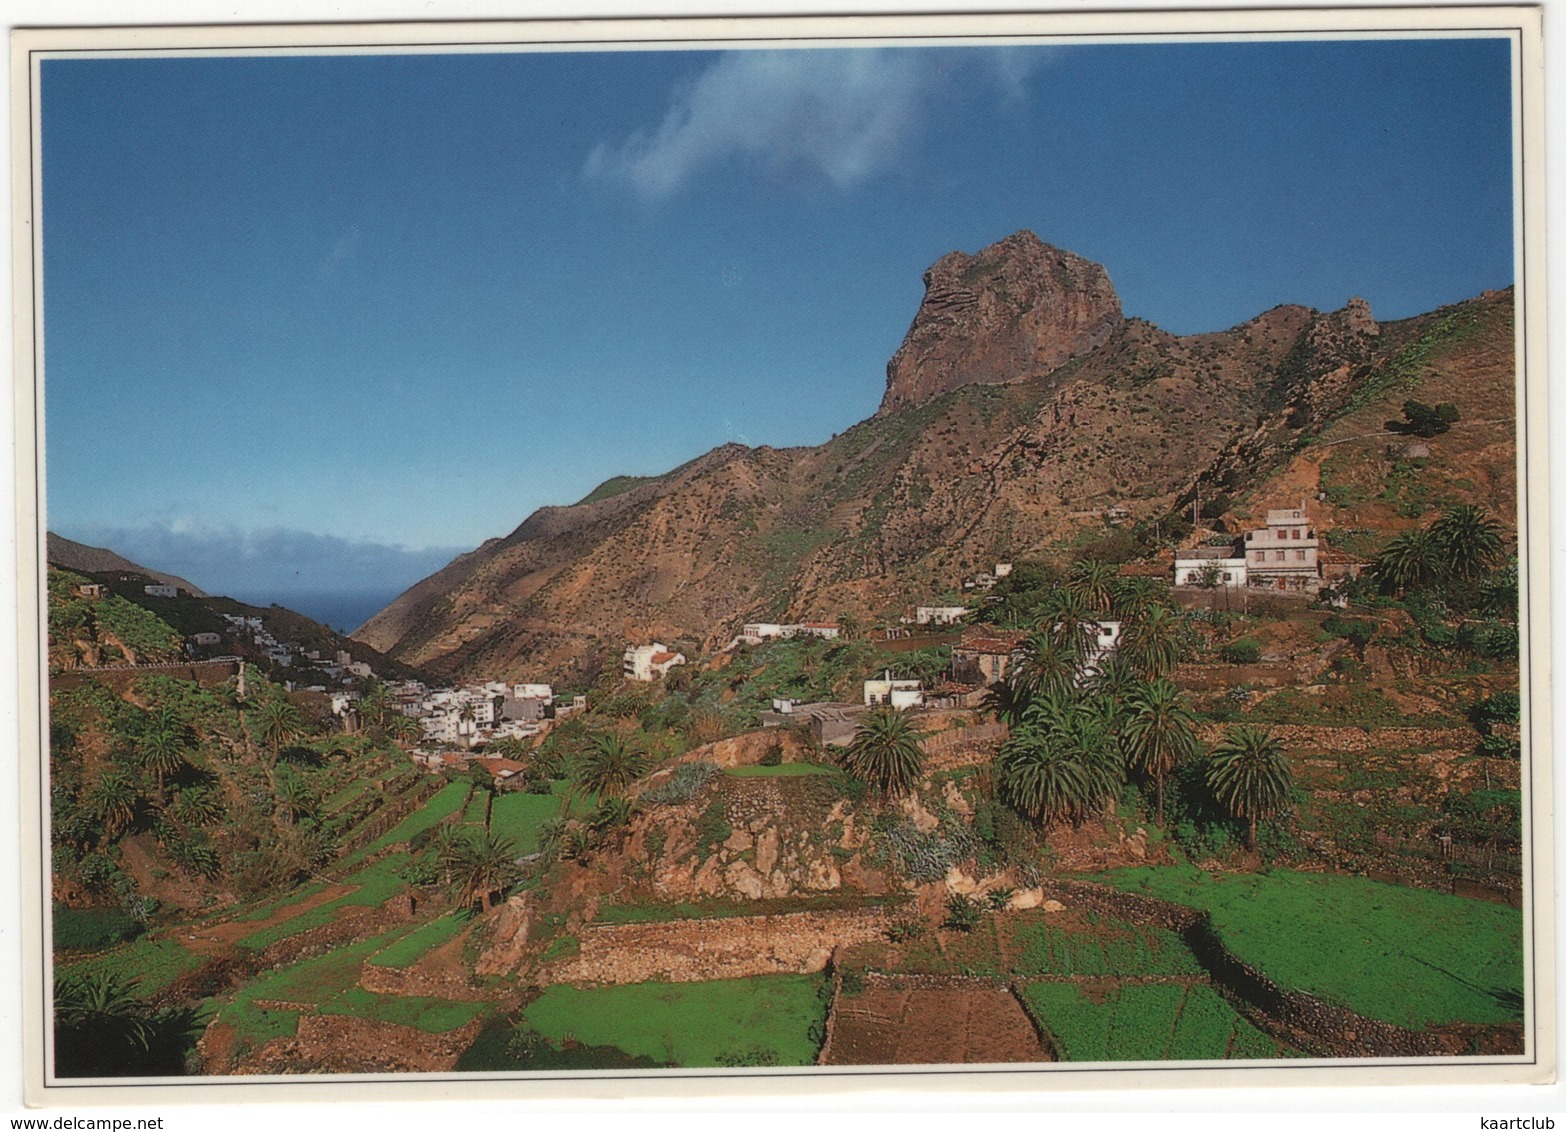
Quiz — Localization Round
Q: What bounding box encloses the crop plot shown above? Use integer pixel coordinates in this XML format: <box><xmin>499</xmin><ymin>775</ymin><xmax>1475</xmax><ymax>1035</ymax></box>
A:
<box><xmin>1021</xmin><ymin>982</ymin><xmax>1299</xmax><ymax>1061</ymax></box>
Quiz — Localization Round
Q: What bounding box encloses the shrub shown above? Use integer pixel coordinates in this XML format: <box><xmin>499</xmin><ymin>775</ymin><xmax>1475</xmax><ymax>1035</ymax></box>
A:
<box><xmin>887</xmin><ymin>918</ymin><xmax>926</xmax><ymax>943</ymax></box>
<box><xmin>641</xmin><ymin>760</ymin><xmax>720</xmax><ymax>806</ymax></box>
<box><xmin>1219</xmin><ymin>639</ymin><xmax>1262</xmax><ymax>665</ymax></box>
<box><xmin>52</xmin><ymin>905</ymin><xmax>144</xmax><ymax>951</ymax></box>
<box><xmin>881</xmin><ymin>819</ymin><xmax>976</xmax><ymax>883</ymax></box>
<box><xmin>759</xmin><ymin>744</ymin><xmax>784</xmax><ymax>767</ymax></box>
<box><xmin>944</xmin><ymin>893</ymin><xmax>983</xmax><ymax>932</ymax></box>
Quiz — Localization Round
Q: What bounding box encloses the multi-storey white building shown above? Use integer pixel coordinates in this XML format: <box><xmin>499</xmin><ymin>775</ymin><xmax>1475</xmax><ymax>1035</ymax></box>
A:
<box><xmin>1243</xmin><ymin>504</ymin><xmax>1321</xmax><ymax>591</ymax></box>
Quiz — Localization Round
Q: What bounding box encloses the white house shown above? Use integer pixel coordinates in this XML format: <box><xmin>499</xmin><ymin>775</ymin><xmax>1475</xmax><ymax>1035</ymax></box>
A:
<box><xmin>143</xmin><ymin>584</ymin><xmax>178</xmax><ymax>598</ymax></box>
<box><xmin>623</xmin><ymin>643</ymin><xmax>687</xmax><ymax>681</ymax></box>
<box><xmin>1079</xmin><ymin>620</ymin><xmax>1123</xmax><ymax>681</ymax></box>
<box><xmin>741</xmin><ymin>623</ymin><xmax>787</xmax><ymax>640</ymax></box>
<box><xmin>191</xmin><ymin>632</ymin><xmax>222</xmax><ymax>646</ymax></box>
<box><xmin>1174</xmin><ymin>545</ymin><xmax>1248</xmax><ymax>588</ymax></box>
<box><xmin>915</xmin><ymin>606</ymin><xmax>970</xmax><ymax>627</ymax></box>
<box><xmin>794</xmin><ymin>622</ymin><xmax>841</xmax><ymax>640</ymax></box>
<box><xmin>864</xmin><ymin>672</ymin><xmax>924</xmax><ymax>710</ymax></box>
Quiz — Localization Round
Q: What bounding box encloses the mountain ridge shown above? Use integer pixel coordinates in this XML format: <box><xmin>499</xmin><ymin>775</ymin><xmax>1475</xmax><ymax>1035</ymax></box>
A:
<box><xmin>353</xmin><ymin>232</ymin><xmax>1516</xmax><ymax>684</ymax></box>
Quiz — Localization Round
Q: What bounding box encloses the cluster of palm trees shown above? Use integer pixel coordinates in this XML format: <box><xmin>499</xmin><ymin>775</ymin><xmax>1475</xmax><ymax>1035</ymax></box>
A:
<box><xmin>987</xmin><ymin>563</ymin><xmax>1292</xmax><ymax>849</ymax></box>
<box><xmin>1374</xmin><ymin>504</ymin><xmax>1508</xmax><ymax>597</ymax></box>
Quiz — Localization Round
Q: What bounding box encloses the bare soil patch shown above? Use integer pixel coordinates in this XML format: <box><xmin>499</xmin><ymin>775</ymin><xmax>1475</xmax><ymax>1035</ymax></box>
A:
<box><xmin>825</xmin><ymin>978</ymin><xmax>1050</xmax><ymax>1065</ymax></box>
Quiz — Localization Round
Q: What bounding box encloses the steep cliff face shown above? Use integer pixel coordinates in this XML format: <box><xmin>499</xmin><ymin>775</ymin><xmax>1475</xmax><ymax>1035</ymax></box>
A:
<box><xmin>354</xmin><ymin>234</ymin><xmax>1513</xmax><ymax>684</ymax></box>
<box><xmin>878</xmin><ymin>230</ymin><xmax>1123</xmax><ymax>415</ymax></box>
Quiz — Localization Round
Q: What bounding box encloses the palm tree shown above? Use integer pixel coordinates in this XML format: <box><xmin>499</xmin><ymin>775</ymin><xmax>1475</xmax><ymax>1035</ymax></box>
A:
<box><xmin>1429</xmin><ymin>504</ymin><xmax>1507</xmax><ymax>583</ymax></box>
<box><xmin>1109</xmin><ymin>577</ymin><xmax>1166</xmax><ymax>624</ymax></box>
<box><xmin>441</xmin><ymin>829</ymin><xmax>519</xmax><ymax>911</ymax></box>
<box><xmin>837</xmin><ymin>613</ymin><xmax>862</xmax><ymax>641</ymax></box>
<box><xmin>1207</xmin><ymin>725</ymin><xmax>1293</xmax><ymax>850</ymax></box>
<box><xmin>1121</xmin><ymin>679</ymin><xmax>1200</xmax><ymax>824</ymax></box>
<box><xmin>84</xmin><ymin>768</ymin><xmax>141</xmax><ymax>841</ymax></box>
<box><xmin>136</xmin><ymin>713</ymin><xmax>190</xmax><ymax>806</ymax></box>
<box><xmin>1008</xmin><ymin>631</ymin><xmax>1078</xmax><ymax>708</ymax></box>
<box><xmin>980</xmin><ymin>679</ymin><xmax>1030</xmax><ymax>727</ymax></box>
<box><xmin>457</xmin><ymin>702</ymin><xmax>478</xmax><ymax>749</ymax></box>
<box><xmin>357</xmin><ymin>682</ymin><xmax>392</xmax><ymax>732</ymax></box>
<box><xmin>1120</xmin><ymin>604</ymin><xmax>1184</xmax><ymax>681</ymax></box>
<box><xmin>253</xmin><ymin>697</ymin><xmax>305</xmax><ymax>770</ymax></box>
<box><xmin>576</xmin><ymin>732</ymin><xmax>647</xmax><ymax>798</ymax></box>
<box><xmin>1066</xmin><ymin>559</ymin><xmax>1118</xmax><ymax>614</ymax></box>
<box><xmin>840</xmin><ymin>708</ymin><xmax>925</xmax><ymax>800</ymax></box>
<box><xmin>1374</xmin><ymin>528</ymin><xmax>1440</xmax><ymax>596</ymax></box>
<box><xmin>384</xmin><ymin>712</ymin><xmax>421</xmax><ymax>747</ymax></box>
<box><xmin>1041</xmin><ymin>589</ymin><xmax>1097</xmax><ymax>660</ymax></box>
<box><xmin>170</xmin><ymin>785</ymin><xmax>222</xmax><ymax>827</ymax></box>
<box><xmin>996</xmin><ymin>710</ymin><xmax>1089</xmax><ymax>832</ymax></box>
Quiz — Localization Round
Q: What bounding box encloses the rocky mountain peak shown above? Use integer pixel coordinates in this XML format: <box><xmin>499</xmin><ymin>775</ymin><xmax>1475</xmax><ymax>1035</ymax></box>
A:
<box><xmin>878</xmin><ymin>230</ymin><xmax>1123</xmax><ymax>415</ymax></box>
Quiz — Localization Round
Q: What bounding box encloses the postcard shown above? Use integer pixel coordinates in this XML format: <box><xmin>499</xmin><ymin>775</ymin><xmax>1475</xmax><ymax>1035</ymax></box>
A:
<box><xmin>9</xmin><ymin>5</ymin><xmax>1553</xmax><ymax>1107</ymax></box>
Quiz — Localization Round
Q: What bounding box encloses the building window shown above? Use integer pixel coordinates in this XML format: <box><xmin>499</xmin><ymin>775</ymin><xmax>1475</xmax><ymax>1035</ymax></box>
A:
<box><xmin>1295</xmin><ymin>549</ymin><xmax>1305</xmax><ymax>561</ymax></box>
<box><xmin>1275</xmin><ymin>551</ymin><xmax>1285</xmax><ymax>561</ymax></box>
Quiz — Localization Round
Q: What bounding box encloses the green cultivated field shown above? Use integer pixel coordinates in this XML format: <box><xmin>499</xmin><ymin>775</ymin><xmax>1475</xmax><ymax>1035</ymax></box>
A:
<box><xmin>216</xmin><ymin>923</ymin><xmax>488</xmax><ymax>1050</ymax></box>
<box><xmin>55</xmin><ymin>936</ymin><xmax>206</xmax><ymax>996</ymax></box>
<box><xmin>366</xmin><ymin>912</ymin><xmax>472</xmax><ymax>969</ymax></box>
<box><xmin>237</xmin><ymin>854</ymin><xmax>412</xmax><ymax>950</ymax></box>
<box><xmin>1010</xmin><ymin>918</ymin><xmax>1204</xmax><ymax>978</ymax></box>
<box><xmin>488</xmin><ymin>781</ymin><xmax>593</xmax><ymax>852</ymax></box>
<box><xmin>522</xmin><ymin>974</ymin><xmax>831</xmax><ymax>1067</ymax></box>
<box><xmin>345</xmin><ymin>780</ymin><xmax>471</xmax><ymax>864</ymax></box>
<box><xmin>1093</xmin><ymin>867</ymin><xmax>1523</xmax><ymax>1028</ymax></box>
<box><xmin>1022</xmin><ymin>982</ymin><xmax>1297</xmax><ymax>1061</ymax></box>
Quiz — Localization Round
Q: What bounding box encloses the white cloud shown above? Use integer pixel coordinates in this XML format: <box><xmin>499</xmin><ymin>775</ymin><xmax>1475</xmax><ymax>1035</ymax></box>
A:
<box><xmin>585</xmin><ymin>46</ymin><xmax>1057</xmax><ymax>198</ymax></box>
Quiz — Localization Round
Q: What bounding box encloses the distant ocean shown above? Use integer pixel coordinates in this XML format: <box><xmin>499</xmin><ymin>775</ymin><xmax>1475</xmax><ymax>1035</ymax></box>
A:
<box><xmin>230</xmin><ymin>590</ymin><xmax>399</xmax><ymax>636</ymax></box>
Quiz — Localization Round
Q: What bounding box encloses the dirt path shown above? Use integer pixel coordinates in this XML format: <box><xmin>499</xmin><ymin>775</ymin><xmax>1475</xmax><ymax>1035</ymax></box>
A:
<box><xmin>825</xmin><ymin>978</ymin><xmax>1051</xmax><ymax>1065</ymax></box>
<box><xmin>181</xmin><ymin>884</ymin><xmax>357</xmax><ymax>955</ymax></box>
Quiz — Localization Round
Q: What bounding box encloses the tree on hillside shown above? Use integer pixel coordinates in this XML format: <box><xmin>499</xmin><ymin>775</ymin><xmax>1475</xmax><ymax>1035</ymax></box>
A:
<box><xmin>1121</xmin><ymin>679</ymin><xmax>1200</xmax><ymax>825</ymax></box>
<box><xmin>84</xmin><ymin>768</ymin><xmax>141</xmax><ymax>842</ymax></box>
<box><xmin>840</xmin><ymin>708</ymin><xmax>925</xmax><ymax>801</ymax></box>
<box><xmin>253</xmin><ymin>697</ymin><xmax>305</xmax><ymax>771</ymax></box>
<box><xmin>1398</xmin><ymin>399</ymin><xmax>1460</xmax><ymax>438</ymax></box>
<box><xmin>441</xmin><ymin>830</ymin><xmax>519</xmax><ymax>912</ymax></box>
<box><xmin>1065</xmin><ymin>559</ymin><xmax>1118</xmax><ymax>615</ymax></box>
<box><xmin>1429</xmin><ymin>504</ymin><xmax>1507</xmax><ymax>584</ymax></box>
<box><xmin>576</xmin><ymin>732</ymin><xmax>647</xmax><ymax>799</ymax></box>
<box><xmin>1206</xmin><ymin>726</ymin><xmax>1293</xmax><ymax>851</ymax></box>
<box><xmin>1041</xmin><ymin>589</ymin><xmax>1097</xmax><ymax>660</ymax></box>
<box><xmin>1373</xmin><ymin>528</ymin><xmax>1440</xmax><ymax>596</ymax></box>
<box><xmin>1008</xmin><ymin>631</ymin><xmax>1078</xmax><ymax>709</ymax></box>
<box><xmin>996</xmin><ymin>698</ymin><xmax>1090</xmax><ymax>832</ymax></box>
<box><xmin>1110</xmin><ymin>576</ymin><xmax>1169</xmax><ymax>624</ymax></box>
<box><xmin>54</xmin><ymin>971</ymin><xmax>201</xmax><ymax>1078</ymax></box>
<box><xmin>1119</xmin><ymin>604</ymin><xmax>1185</xmax><ymax>681</ymax></box>
<box><xmin>136</xmin><ymin>709</ymin><xmax>193</xmax><ymax>806</ymax></box>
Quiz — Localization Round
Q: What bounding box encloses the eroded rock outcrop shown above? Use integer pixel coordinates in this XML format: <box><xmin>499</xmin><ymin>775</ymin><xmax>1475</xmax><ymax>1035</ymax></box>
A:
<box><xmin>879</xmin><ymin>230</ymin><xmax>1123</xmax><ymax>415</ymax></box>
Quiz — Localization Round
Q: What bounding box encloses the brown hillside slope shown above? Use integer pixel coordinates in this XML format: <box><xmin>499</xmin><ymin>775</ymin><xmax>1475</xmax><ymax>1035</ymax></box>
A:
<box><xmin>46</xmin><ymin>533</ymin><xmax>208</xmax><ymax>597</ymax></box>
<box><xmin>355</xmin><ymin>235</ymin><xmax>1515</xmax><ymax>683</ymax></box>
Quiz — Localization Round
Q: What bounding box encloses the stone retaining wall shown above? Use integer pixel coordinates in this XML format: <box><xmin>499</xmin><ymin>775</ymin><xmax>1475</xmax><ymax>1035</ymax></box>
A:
<box><xmin>236</xmin><ymin>1013</ymin><xmax>484</xmax><ymax>1074</ymax></box>
<box><xmin>553</xmin><ymin>907</ymin><xmax>891</xmax><ymax>985</ymax></box>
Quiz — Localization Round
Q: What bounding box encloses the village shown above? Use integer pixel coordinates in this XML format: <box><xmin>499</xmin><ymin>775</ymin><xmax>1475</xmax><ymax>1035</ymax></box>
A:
<box><xmin>360</xmin><ymin>501</ymin><xmax>1370</xmax><ymax>769</ymax></box>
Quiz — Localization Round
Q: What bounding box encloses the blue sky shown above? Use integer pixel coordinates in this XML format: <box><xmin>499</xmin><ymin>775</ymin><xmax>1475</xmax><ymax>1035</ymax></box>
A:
<box><xmin>41</xmin><ymin>37</ymin><xmax>1515</xmax><ymax>621</ymax></box>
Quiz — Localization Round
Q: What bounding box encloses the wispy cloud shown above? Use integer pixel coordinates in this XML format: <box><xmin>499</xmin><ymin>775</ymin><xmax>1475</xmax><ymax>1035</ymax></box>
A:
<box><xmin>585</xmin><ymin>46</ymin><xmax>1058</xmax><ymax>198</ymax></box>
